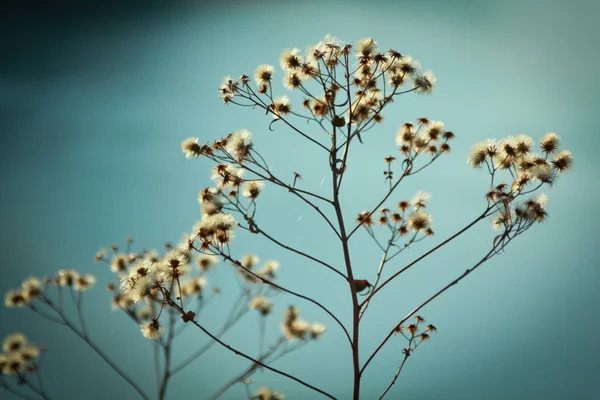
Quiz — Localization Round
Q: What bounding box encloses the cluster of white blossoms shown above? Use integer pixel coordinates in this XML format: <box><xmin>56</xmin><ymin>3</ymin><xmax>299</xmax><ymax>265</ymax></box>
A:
<box><xmin>217</xmin><ymin>35</ymin><xmax>436</xmax><ymax>136</ymax></box>
<box><xmin>4</xmin><ymin>271</ymin><xmax>96</xmax><ymax>308</ymax></box>
<box><xmin>357</xmin><ymin>190</ymin><xmax>434</xmax><ymax>237</ymax></box>
<box><xmin>0</xmin><ymin>333</ymin><xmax>42</xmax><ymax>376</ymax></box>
<box><xmin>395</xmin><ymin>118</ymin><xmax>454</xmax><ymax>160</ymax></box>
<box><xmin>254</xmin><ymin>386</ymin><xmax>286</xmax><ymax>400</ymax></box>
<box><xmin>281</xmin><ymin>306</ymin><xmax>326</xmax><ymax>341</ymax></box>
<box><xmin>92</xmin><ymin>237</ymin><xmax>222</xmax><ymax>340</ymax></box>
<box><xmin>468</xmin><ymin>133</ymin><xmax>573</xmax><ymax>230</ymax></box>
<box><xmin>236</xmin><ymin>254</ymin><xmax>280</xmax><ymax>284</ymax></box>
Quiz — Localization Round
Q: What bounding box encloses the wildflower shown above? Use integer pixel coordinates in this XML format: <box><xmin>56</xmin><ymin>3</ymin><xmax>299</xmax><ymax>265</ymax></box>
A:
<box><xmin>225</xmin><ymin>129</ymin><xmax>253</xmax><ymax>161</ymax></box>
<box><xmin>397</xmin><ymin>200</ymin><xmax>410</xmax><ymax>211</ymax></box>
<box><xmin>211</xmin><ymin>164</ymin><xmax>244</xmax><ymax>189</ymax></box>
<box><xmin>110</xmin><ymin>254</ymin><xmax>128</xmax><ymax>273</ymax></box>
<box><xmin>407</xmin><ymin>324</ymin><xmax>418</xmax><ymax>335</ymax></box>
<box><xmin>140</xmin><ymin>319</ymin><xmax>162</xmax><ymax>340</ymax></box>
<box><xmin>398</xmin><ymin>56</ymin><xmax>420</xmax><ymax>77</ymax></box>
<box><xmin>531</xmin><ymin>164</ymin><xmax>557</xmax><ymax>185</ymax></box>
<box><xmin>540</xmin><ymin>132</ymin><xmax>561</xmax><ymax>153</ymax></box>
<box><xmin>21</xmin><ymin>277</ymin><xmax>42</xmax><ymax>300</ymax></box>
<box><xmin>197</xmin><ymin>254</ymin><xmax>219</xmax><ymax>272</ymax></box>
<box><xmin>356</xmin><ymin>211</ymin><xmax>374</xmax><ymax>227</ymax></box>
<box><xmin>413</xmin><ymin>70</ymin><xmax>436</xmax><ymax>94</ymax></box>
<box><xmin>120</xmin><ymin>262</ymin><xmax>157</xmax><ymax>303</ymax></box>
<box><xmin>272</xmin><ymin>96</ymin><xmax>292</xmax><ymax>118</ymax></box>
<box><xmin>407</xmin><ymin>211</ymin><xmax>432</xmax><ymax>231</ymax></box>
<box><xmin>249</xmin><ymin>295</ymin><xmax>273</xmax><ymax>316</ymax></box>
<box><xmin>158</xmin><ymin>251</ymin><xmax>189</xmax><ymax>282</ymax></box>
<box><xmin>257</xmin><ymin>260</ymin><xmax>279</xmax><ymax>279</ymax></box>
<box><xmin>552</xmin><ymin>150</ymin><xmax>573</xmax><ymax>172</ymax></box>
<box><xmin>514</xmin><ymin>134</ymin><xmax>534</xmax><ymax>155</ymax></box>
<box><xmin>426</xmin><ymin>324</ymin><xmax>438</xmax><ymax>333</ymax></box>
<box><xmin>199</xmin><ymin>192</ymin><xmax>224</xmax><ymax>217</ymax></box>
<box><xmin>411</xmin><ymin>191</ymin><xmax>431</xmax><ymax>209</ymax></box>
<box><xmin>243</xmin><ymin>181</ymin><xmax>265</xmax><ymax>201</ymax></box>
<box><xmin>94</xmin><ymin>249</ymin><xmax>106</xmax><ymax>263</ymax></box>
<box><xmin>311</xmin><ymin>96</ymin><xmax>329</xmax><ymax>116</ymax></box>
<box><xmin>356</xmin><ymin>37</ymin><xmax>377</xmax><ymax>58</ymax></box>
<box><xmin>181</xmin><ymin>137</ymin><xmax>201</xmax><ymax>158</ymax></box>
<box><xmin>4</xmin><ymin>290</ymin><xmax>28</xmax><ymax>308</ymax></box>
<box><xmin>181</xmin><ymin>277</ymin><xmax>207</xmax><ymax>297</ymax></box>
<box><xmin>254</xmin><ymin>64</ymin><xmax>274</xmax><ymax>86</ymax></box>
<box><xmin>468</xmin><ymin>141</ymin><xmax>490</xmax><ymax>168</ymax></box>
<box><xmin>393</xmin><ymin>324</ymin><xmax>404</xmax><ymax>335</ymax></box>
<box><xmin>283</xmin><ymin>319</ymin><xmax>310</xmax><ymax>340</ymax></box>
<box><xmin>419</xmin><ymin>333</ymin><xmax>430</xmax><ymax>341</ymax></box>
<box><xmin>19</xmin><ymin>345</ymin><xmax>41</xmax><ymax>362</ymax></box>
<box><xmin>279</xmin><ymin>48</ymin><xmax>301</xmax><ymax>70</ymax></box>
<box><xmin>74</xmin><ymin>275</ymin><xmax>96</xmax><ymax>292</ymax></box>
<box><xmin>241</xmin><ymin>254</ymin><xmax>260</xmax><ymax>269</ymax></box>
<box><xmin>1</xmin><ymin>352</ymin><xmax>25</xmax><ymax>376</ymax></box>
<box><xmin>283</xmin><ymin>70</ymin><xmax>304</xmax><ymax>90</ymax></box>
<box><xmin>2</xmin><ymin>333</ymin><xmax>27</xmax><ymax>353</ymax></box>
<box><xmin>523</xmin><ymin>193</ymin><xmax>548</xmax><ymax>223</ymax></box>
<box><xmin>426</xmin><ymin>121</ymin><xmax>445</xmax><ymax>141</ymax></box>
<box><xmin>310</xmin><ymin>323</ymin><xmax>327</xmax><ymax>340</ymax></box>
<box><xmin>56</xmin><ymin>270</ymin><xmax>79</xmax><ymax>287</ymax></box>
<box><xmin>414</xmin><ymin>315</ymin><xmax>425</xmax><ymax>324</ymax></box>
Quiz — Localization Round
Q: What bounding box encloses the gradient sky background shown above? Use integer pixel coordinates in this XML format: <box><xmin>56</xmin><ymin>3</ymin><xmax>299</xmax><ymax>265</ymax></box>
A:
<box><xmin>1</xmin><ymin>0</ymin><xmax>599</xmax><ymax>399</ymax></box>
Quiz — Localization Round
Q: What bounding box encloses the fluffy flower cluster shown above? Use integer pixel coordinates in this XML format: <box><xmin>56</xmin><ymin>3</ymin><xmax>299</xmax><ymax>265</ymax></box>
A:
<box><xmin>357</xmin><ymin>190</ymin><xmax>434</xmax><ymax>237</ymax></box>
<box><xmin>95</xmin><ymin>237</ymin><xmax>222</xmax><ymax>341</ymax></box>
<box><xmin>468</xmin><ymin>133</ymin><xmax>572</xmax><ymax>229</ymax></box>
<box><xmin>280</xmin><ymin>306</ymin><xmax>326</xmax><ymax>341</ymax></box>
<box><xmin>217</xmin><ymin>35</ymin><xmax>436</xmax><ymax>136</ymax></box>
<box><xmin>395</xmin><ymin>118</ymin><xmax>454</xmax><ymax>161</ymax></box>
<box><xmin>237</xmin><ymin>255</ymin><xmax>280</xmax><ymax>284</ymax></box>
<box><xmin>0</xmin><ymin>333</ymin><xmax>42</xmax><ymax>376</ymax></box>
<box><xmin>5</xmin><ymin>272</ymin><xmax>95</xmax><ymax>308</ymax></box>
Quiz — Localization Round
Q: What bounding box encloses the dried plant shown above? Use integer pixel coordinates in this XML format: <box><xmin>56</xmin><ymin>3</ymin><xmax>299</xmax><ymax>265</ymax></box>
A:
<box><xmin>2</xmin><ymin>35</ymin><xmax>572</xmax><ymax>400</ymax></box>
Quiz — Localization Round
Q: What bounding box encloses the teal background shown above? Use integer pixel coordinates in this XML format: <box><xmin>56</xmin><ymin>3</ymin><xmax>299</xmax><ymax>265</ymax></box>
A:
<box><xmin>1</xmin><ymin>0</ymin><xmax>599</xmax><ymax>399</ymax></box>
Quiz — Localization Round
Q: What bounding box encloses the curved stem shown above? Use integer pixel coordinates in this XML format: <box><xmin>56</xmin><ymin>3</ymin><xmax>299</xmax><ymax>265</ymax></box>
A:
<box><xmin>360</xmin><ymin>210</ymin><xmax>489</xmax><ymax>307</ymax></box>
<box><xmin>216</xmin><ymin>250</ymin><xmax>352</xmax><ymax>346</ymax></box>
<box><xmin>170</xmin><ymin>301</ymin><xmax>335</xmax><ymax>399</ymax></box>
<box><xmin>39</xmin><ymin>297</ymin><xmax>151</xmax><ymax>400</ymax></box>
<box><xmin>361</xmin><ymin>238</ymin><xmax>505</xmax><ymax>375</ymax></box>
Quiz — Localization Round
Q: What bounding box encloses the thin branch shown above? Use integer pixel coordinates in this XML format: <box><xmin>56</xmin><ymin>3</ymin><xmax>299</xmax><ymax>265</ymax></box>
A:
<box><xmin>216</xmin><ymin>250</ymin><xmax>352</xmax><ymax>346</ymax></box>
<box><xmin>360</xmin><ymin>209</ymin><xmax>489</xmax><ymax>307</ymax></box>
<box><xmin>361</xmin><ymin>236</ymin><xmax>506</xmax><ymax>375</ymax></box>
<box><xmin>169</xmin><ymin>301</ymin><xmax>335</xmax><ymax>399</ymax></box>
<box><xmin>254</xmin><ymin>224</ymin><xmax>346</xmax><ymax>280</ymax></box>
<box><xmin>39</xmin><ymin>296</ymin><xmax>151</xmax><ymax>400</ymax></box>
<box><xmin>378</xmin><ymin>344</ymin><xmax>411</xmax><ymax>399</ymax></box>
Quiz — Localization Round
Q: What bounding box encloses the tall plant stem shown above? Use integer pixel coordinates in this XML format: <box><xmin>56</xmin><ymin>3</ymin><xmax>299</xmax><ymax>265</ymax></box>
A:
<box><xmin>331</xmin><ymin>127</ymin><xmax>361</xmax><ymax>400</ymax></box>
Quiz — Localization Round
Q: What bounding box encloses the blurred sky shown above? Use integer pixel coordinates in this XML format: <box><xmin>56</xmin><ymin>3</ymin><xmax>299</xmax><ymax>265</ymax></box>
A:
<box><xmin>1</xmin><ymin>0</ymin><xmax>599</xmax><ymax>399</ymax></box>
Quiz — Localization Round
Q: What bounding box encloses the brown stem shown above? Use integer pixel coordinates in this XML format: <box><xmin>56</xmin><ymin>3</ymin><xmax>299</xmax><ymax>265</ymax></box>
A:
<box><xmin>158</xmin><ymin>311</ymin><xmax>176</xmax><ymax>400</ymax></box>
<box><xmin>40</xmin><ymin>296</ymin><xmax>151</xmax><ymax>400</ymax></box>
<box><xmin>361</xmin><ymin>239</ymin><xmax>504</xmax><ymax>375</ymax></box>
<box><xmin>378</xmin><ymin>350</ymin><xmax>410</xmax><ymax>399</ymax></box>
<box><xmin>209</xmin><ymin>338</ymin><xmax>285</xmax><ymax>400</ymax></box>
<box><xmin>216</xmin><ymin>250</ymin><xmax>352</xmax><ymax>346</ymax></box>
<box><xmin>331</xmin><ymin>126</ymin><xmax>361</xmax><ymax>400</ymax></box>
<box><xmin>360</xmin><ymin>210</ymin><xmax>489</xmax><ymax>307</ymax></box>
<box><xmin>168</xmin><ymin>300</ymin><xmax>335</xmax><ymax>399</ymax></box>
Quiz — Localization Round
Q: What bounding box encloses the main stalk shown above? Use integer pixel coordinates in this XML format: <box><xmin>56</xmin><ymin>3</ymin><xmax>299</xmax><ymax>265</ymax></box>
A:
<box><xmin>331</xmin><ymin>134</ymin><xmax>361</xmax><ymax>400</ymax></box>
